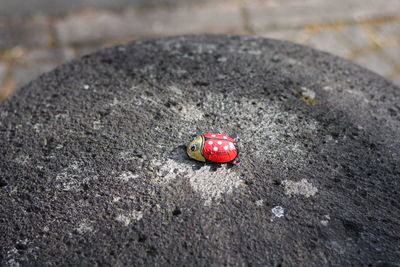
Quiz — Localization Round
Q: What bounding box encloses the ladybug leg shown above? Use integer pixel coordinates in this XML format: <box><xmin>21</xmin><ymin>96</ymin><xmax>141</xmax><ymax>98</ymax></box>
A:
<box><xmin>228</xmin><ymin>159</ymin><xmax>240</xmax><ymax>167</ymax></box>
<box><xmin>210</xmin><ymin>163</ymin><xmax>222</xmax><ymax>171</ymax></box>
<box><xmin>229</xmin><ymin>134</ymin><xmax>238</xmax><ymax>140</ymax></box>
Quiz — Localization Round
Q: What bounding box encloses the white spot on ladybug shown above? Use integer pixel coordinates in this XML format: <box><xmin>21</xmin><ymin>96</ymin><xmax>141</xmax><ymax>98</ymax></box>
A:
<box><xmin>211</xmin><ymin>134</ymin><xmax>216</xmax><ymax>137</ymax></box>
<box><xmin>224</xmin><ymin>146</ymin><xmax>228</xmax><ymax>150</ymax></box>
<box><xmin>208</xmin><ymin>141</ymin><xmax>213</xmax><ymax>145</ymax></box>
<box><xmin>223</xmin><ymin>136</ymin><xmax>228</xmax><ymax>139</ymax></box>
<box><xmin>213</xmin><ymin>147</ymin><xmax>218</xmax><ymax>151</ymax></box>
<box><xmin>229</xmin><ymin>142</ymin><xmax>235</xmax><ymax>148</ymax></box>
<box><xmin>217</xmin><ymin>141</ymin><xmax>222</xmax><ymax>145</ymax></box>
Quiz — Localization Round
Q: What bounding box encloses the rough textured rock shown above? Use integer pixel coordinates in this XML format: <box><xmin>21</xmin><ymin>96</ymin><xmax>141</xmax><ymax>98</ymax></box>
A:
<box><xmin>0</xmin><ymin>35</ymin><xmax>399</xmax><ymax>266</ymax></box>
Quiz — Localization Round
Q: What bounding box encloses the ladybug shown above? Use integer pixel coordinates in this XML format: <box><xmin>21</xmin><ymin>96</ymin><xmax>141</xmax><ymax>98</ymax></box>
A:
<box><xmin>186</xmin><ymin>133</ymin><xmax>239</xmax><ymax>164</ymax></box>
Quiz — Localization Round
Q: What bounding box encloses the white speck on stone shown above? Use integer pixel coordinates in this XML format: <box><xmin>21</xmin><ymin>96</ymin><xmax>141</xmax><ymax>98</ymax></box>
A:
<box><xmin>116</xmin><ymin>210</ymin><xmax>143</xmax><ymax>226</ymax></box>
<box><xmin>43</xmin><ymin>226</ymin><xmax>49</xmax><ymax>232</ymax></box>
<box><xmin>217</xmin><ymin>56</ymin><xmax>227</xmax><ymax>62</ymax></box>
<box><xmin>321</xmin><ymin>214</ymin><xmax>331</xmax><ymax>226</ymax></box>
<box><xmin>175</xmin><ymin>69</ymin><xmax>188</xmax><ymax>75</ymax></box>
<box><xmin>345</xmin><ymin>89</ymin><xmax>370</xmax><ymax>103</ymax></box>
<box><xmin>282</xmin><ymin>179</ymin><xmax>318</xmax><ymax>198</ymax></box>
<box><xmin>0</xmin><ymin>111</ymin><xmax>8</xmax><ymax>119</ymax></box>
<box><xmin>272</xmin><ymin>206</ymin><xmax>284</xmax><ymax>218</ymax></box>
<box><xmin>167</xmin><ymin>85</ymin><xmax>183</xmax><ymax>96</ymax></box>
<box><xmin>113</xmin><ymin>197</ymin><xmax>121</xmax><ymax>202</ymax></box>
<box><xmin>119</xmin><ymin>149</ymin><xmax>147</xmax><ymax>162</ymax></box>
<box><xmin>14</xmin><ymin>155</ymin><xmax>30</xmax><ymax>165</ymax></box>
<box><xmin>108</xmin><ymin>97</ymin><xmax>121</xmax><ymax>107</ymax></box>
<box><xmin>300</xmin><ymin>87</ymin><xmax>316</xmax><ymax>99</ymax></box>
<box><xmin>6</xmin><ymin>248</ymin><xmax>21</xmax><ymax>267</ymax></box>
<box><xmin>70</xmin><ymin>163</ymin><xmax>80</xmax><ymax>170</ymax></box>
<box><xmin>325</xmin><ymin>135</ymin><xmax>334</xmax><ymax>142</ymax></box>
<box><xmin>33</xmin><ymin>123</ymin><xmax>42</xmax><ymax>133</ymax></box>
<box><xmin>76</xmin><ymin>220</ymin><xmax>93</xmax><ymax>234</ymax></box>
<box><xmin>93</xmin><ymin>120</ymin><xmax>101</xmax><ymax>130</ymax></box>
<box><xmin>322</xmin><ymin>86</ymin><xmax>333</xmax><ymax>91</ymax></box>
<box><xmin>6</xmin><ymin>239</ymin><xmax>36</xmax><ymax>266</ymax></box>
<box><xmin>255</xmin><ymin>200</ymin><xmax>264</xmax><ymax>206</ymax></box>
<box><xmin>54</xmin><ymin>162</ymin><xmax>94</xmax><ymax>191</ymax></box>
<box><xmin>117</xmin><ymin>171</ymin><xmax>139</xmax><ymax>182</ymax></box>
<box><xmin>54</xmin><ymin>113</ymin><xmax>69</xmax><ymax>120</ymax></box>
<box><xmin>83</xmin><ymin>84</ymin><xmax>90</xmax><ymax>90</ymax></box>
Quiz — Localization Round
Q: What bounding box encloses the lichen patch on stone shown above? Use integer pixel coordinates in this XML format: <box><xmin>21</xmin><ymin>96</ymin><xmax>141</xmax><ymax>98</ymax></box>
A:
<box><xmin>76</xmin><ymin>220</ymin><xmax>94</xmax><ymax>234</ymax></box>
<box><xmin>292</xmin><ymin>87</ymin><xmax>317</xmax><ymax>105</ymax></box>
<box><xmin>282</xmin><ymin>179</ymin><xmax>318</xmax><ymax>198</ymax></box>
<box><xmin>115</xmin><ymin>211</ymin><xmax>143</xmax><ymax>226</ymax></box>
<box><xmin>116</xmin><ymin>171</ymin><xmax>139</xmax><ymax>182</ymax></box>
<box><xmin>54</xmin><ymin>162</ymin><xmax>96</xmax><ymax>191</ymax></box>
<box><xmin>272</xmin><ymin>206</ymin><xmax>284</xmax><ymax>218</ymax></box>
<box><xmin>155</xmin><ymin>157</ymin><xmax>243</xmax><ymax>206</ymax></box>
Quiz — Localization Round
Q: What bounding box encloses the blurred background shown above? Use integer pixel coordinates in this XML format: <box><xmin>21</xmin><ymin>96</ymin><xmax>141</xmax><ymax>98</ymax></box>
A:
<box><xmin>0</xmin><ymin>0</ymin><xmax>399</xmax><ymax>102</ymax></box>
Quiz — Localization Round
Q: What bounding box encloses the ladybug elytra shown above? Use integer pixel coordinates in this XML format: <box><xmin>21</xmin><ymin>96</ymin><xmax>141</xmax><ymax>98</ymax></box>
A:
<box><xmin>186</xmin><ymin>133</ymin><xmax>238</xmax><ymax>164</ymax></box>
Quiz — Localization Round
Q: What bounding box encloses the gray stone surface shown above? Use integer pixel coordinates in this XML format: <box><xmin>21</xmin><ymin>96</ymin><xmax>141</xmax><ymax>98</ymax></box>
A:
<box><xmin>306</xmin><ymin>31</ymin><xmax>352</xmax><ymax>58</ymax></box>
<box><xmin>0</xmin><ymin>19</ymin><xmax>50</xmax><ymax>49</ymax></box>
<box><xmin>12</xmin><ymin>48</ymin><xmax>75</xmax><ymax>89</ymax></box>
<box><xmin>246</xmin><ymin>0</ymin><xmax>400</xmax><ymax>31</ymax></box>
<box><xmin>339</xmin><ymin>24</ymin><xmax>371</xmax><ymax>49</ymax></box>
<box><xmin>261</xmin><ymin>28</ymin><xmax>303</xmax><ymax>42</ymax></box>
<box><xmin>0</xmin><ymin>63</ymin><xmax>6</xmax><ymax>86</ymax></box>
<box><xmin>393</xmin><ymin>75</ymin><xmax>400</xmax><ymax>86</ymax></box>
<box><xmin>0</xmin><ymin>35</ymin><xmax>400</xmax><ymax>266</ymax></box>
<box><xmin>13</xmin><ymin>65</ymin><xmax>54</xmax><ymax>90</ymax></box>
<box><xmin>374</xmin><ymin>22</ymin><xmax>400</xmax><ymax>41</ymax></box>
<box><xmin>56</xmin><ymin>3</ymin><xmax>243</xmax><ymax>46</ymax></box>
<box><xmin>0</xmin><ymin>0</ymin><xmax>203</xmax><ymax>18</ymax></box>
<box><xmin>382</xmin><ymin>46</ymin><xmax>400</xmax><ymax>66</ymax></box>
<box><xmin>353</xmin><ymin>51</ymin><xmax>394</xmax><ymax>77</ymax></box>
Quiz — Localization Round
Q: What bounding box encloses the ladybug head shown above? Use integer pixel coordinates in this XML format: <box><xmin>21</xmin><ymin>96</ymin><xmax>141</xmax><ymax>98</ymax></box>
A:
<box><xmin>186</xmin><ymin>135</ymin><xmax>206</xmax><ymax>162</ymax></box>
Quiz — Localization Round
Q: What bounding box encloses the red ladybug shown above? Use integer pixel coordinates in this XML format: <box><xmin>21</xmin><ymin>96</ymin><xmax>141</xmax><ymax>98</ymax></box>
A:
<box><xmin>186</xmin><ymin>133</ymin><xmax>238</xmax><ymax>164</ymax></box>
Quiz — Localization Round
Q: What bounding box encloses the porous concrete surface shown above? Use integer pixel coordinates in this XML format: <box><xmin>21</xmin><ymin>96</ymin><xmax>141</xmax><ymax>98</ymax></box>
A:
<box><xmin>0</xmin><ymin>35</ymin><xmax>399</xmax><ymax>266</ymax></box>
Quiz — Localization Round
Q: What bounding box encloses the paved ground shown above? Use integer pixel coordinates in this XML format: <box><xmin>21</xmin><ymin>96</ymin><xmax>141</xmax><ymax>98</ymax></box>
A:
<box><xmin>0</xmin><ymin>0</ymin><xmax>400</xmax><ymax>102</ymax></box>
